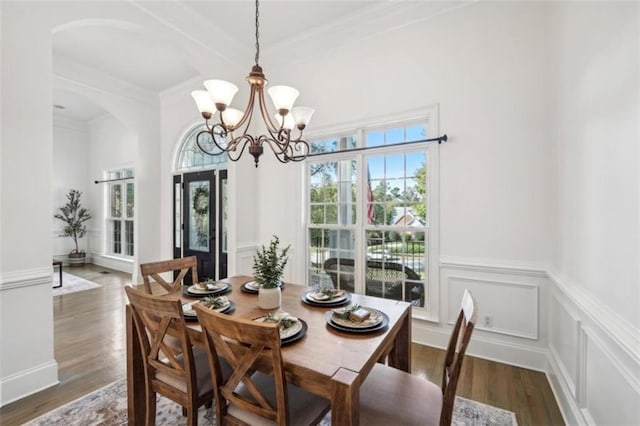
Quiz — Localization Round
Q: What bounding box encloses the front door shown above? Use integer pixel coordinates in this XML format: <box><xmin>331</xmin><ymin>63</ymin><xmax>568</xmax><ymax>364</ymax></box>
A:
<box><xmin>184</xmin><ymin>170</ymin><xmax>216</xmax><ymax>282</ymax></box>
<box><xmin>173</xmin><ymin>170</ymin><xmax>228</xmax><ymax>283</ymax></box>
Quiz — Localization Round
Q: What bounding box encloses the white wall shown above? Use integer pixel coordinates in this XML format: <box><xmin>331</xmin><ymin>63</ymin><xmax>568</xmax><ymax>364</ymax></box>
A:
<box><xmin>256</xmin><ymin>0</ymin><xmax>553</xmax><ymax>366</ymax></box>
<box><xmin>0</xmin><ymin>0</ymin><xmax>164</xmax><ymax>404</ymax></box>
<box><xmin>546</xmin><ymin>2</ymin><xmax>640</xmax><ymax>424</ymax></box>
<box><xmin>0</xmin><ymin>2</ymin><xmax>58</xmax><ymax>406</ymax></box>
<box><xmin>87</xmin><ymin>114</ymin><xmax>138</xmax><ymax>274</ymax></box>
<box><xmin>52</xmin><ymin>116</ymin><xmax>91</xmax><ymax>258</ymax></box>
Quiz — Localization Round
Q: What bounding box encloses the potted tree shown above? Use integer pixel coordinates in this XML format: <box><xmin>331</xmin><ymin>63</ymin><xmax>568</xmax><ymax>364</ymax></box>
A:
<box><xmin>54</xmin><ymin>189</ymin><xmax>92</xmax><ymax>266</ymax></box>
<box><xmin>253</xmin><ymin>235</ymin><xmax>290</xmax><ymax>309</ymax></box>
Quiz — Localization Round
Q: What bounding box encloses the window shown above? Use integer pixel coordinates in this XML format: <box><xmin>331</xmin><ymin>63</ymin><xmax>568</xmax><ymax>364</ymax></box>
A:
<box><xmin>306</xmin><ymin>115</ymin><xmax>438</xmax><ymax>316</ymax></box>
<box><xmin>107</xmin><ymin>169</ymin><xmax>134</xmax><ymax>257</ymax></box>
<box><xmin>176</xmin><ymin>124</ymin><xmax>227</xmax><ymax>171</ymax></box>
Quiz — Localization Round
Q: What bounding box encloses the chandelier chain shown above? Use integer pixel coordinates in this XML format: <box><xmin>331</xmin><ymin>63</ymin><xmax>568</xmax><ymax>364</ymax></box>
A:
<box><xmin>254</xmin><ymin>0</ymin><xmax>260</xmax><ymax>66</ymax></box>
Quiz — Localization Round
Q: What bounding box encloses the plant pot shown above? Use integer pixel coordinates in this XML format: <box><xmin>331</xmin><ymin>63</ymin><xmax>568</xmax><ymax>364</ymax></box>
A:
<box><xmin>68</xmin><ymin>251</ymin><xmax>87</xmax><ymax>267</ymax></box>
<box><xmin>258</xmin><ymin>286</ymin><xmax>281</xmax><ymax>310</ymax></box>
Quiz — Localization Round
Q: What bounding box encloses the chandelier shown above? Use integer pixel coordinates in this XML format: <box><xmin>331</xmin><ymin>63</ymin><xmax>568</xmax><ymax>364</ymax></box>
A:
<box><xmin>191</xmin><ymin>0</ymin><xmax>314</xmax><ymax>167</ymax></box>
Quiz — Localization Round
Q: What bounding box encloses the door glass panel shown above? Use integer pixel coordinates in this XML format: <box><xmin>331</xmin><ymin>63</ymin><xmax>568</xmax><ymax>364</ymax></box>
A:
<box><xmin>174</xmin><ymin>182</ymin><xmax>181</xmax><ymax>249</ymax></box>
<box><xmin>189</xmin><ymin>181</ymin><xmax>210</xmax><ymax>251</ymax></box>
<box><xmin>221</xmin><ymin>179</ymin><xmax>228</xmax><ymax>253</ymax></box>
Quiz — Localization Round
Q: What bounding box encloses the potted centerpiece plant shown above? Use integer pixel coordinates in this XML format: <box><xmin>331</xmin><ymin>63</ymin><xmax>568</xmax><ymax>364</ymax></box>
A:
<box><xmin>253</xmin><ymin>235</ymin><xmax>290</xmax><ymax>309</ymax></box>
<box><xmin>54</xmin><ymin>189</ymin><xmax>92</xmax><ymax>266</ymax></box>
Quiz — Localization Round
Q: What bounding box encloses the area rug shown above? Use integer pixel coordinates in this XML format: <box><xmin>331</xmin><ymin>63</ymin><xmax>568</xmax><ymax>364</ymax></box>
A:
<box><xmin>52</xmin><ymin>272</ymin><xmax>101</xmax><ymax>296</ymax></box>
<box><xmin>25</xmin><ymin>379</ymin><xmax>518</xmax><ymax>425</ymax></box>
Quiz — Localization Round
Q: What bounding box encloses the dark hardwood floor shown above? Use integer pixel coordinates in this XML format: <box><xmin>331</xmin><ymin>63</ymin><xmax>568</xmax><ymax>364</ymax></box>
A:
<box><xmin>0</xmin><ymin>264</ymin><xmax>564</xmax><ymax>425</ymax></box>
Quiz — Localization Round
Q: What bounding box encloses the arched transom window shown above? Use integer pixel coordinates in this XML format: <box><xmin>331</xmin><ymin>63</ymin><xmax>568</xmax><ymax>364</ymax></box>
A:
<box><xmin>176</xmin><ymin>124</ymin><xmax>227</xmax><ymax>171</ymax></box>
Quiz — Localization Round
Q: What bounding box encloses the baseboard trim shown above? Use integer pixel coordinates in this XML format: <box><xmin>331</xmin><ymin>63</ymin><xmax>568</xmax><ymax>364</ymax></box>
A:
<box><xmin>546</xmin><ymin>351</ymin><xmax>585</xmax><ymax>425</ymax></box>
<box><xmin>0</xmin><ymin>360</ymin><xmax>59</xmax><ymax>407</ymax></box>
<box><xmin>412</xmin><ymin>319</ymin><xmax>549</xmax><ymax>372</ymax></box>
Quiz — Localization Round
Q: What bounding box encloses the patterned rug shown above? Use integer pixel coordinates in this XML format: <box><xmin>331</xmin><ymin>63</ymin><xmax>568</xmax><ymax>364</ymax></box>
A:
<box><xmin>25</xmin><ymin>379</ymin><xmax>518</xmax><ymax>425</ymax></box>
<box><xmin>52</xmin><ymin>272</ymin><xmax>101</xmax><ymax>296</ymax></box>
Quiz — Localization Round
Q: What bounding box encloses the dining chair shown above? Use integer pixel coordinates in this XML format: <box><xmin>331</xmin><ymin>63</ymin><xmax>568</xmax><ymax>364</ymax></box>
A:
<box><xmin>193</xmin><ymin>304</ymin><xmax>331</xmax><ymax>426</ymax></box>
<box><xmin>359</xmin><ymin>288</ymin><xmax>477</xmax><ymax>426</ymax></box>
<box><xmin>125</xmin><ymin>286</ymin><xmax>222</xmax><ymax>426</ymax></box>
<box><xmin>140</xmin><ymin>256</ymin><xmax>199</xmax><ymax>294</ymax></box>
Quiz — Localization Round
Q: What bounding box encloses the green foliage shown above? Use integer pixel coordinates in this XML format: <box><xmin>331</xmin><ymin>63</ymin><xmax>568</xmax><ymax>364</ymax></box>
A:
<box><xmin>413</xmin><ymin>163</ymin><xmax>427</xmax><ymax>219</ymax></box>
<box><xmin>54</xmin><ymin>189</ymin><xmax>92</xmax><ymax>254</ymax></box>
<box><xmin>253</xmin><ymin>235</ymin><xmax>290</xmax><ymax>288</ymax></box>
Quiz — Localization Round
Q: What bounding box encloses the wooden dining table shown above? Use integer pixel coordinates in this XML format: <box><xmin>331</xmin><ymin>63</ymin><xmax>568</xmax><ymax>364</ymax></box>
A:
<box><xmin>126</xmin><ymin>275</ymin><xmax>412</xmax><ymax>425</ymax></box>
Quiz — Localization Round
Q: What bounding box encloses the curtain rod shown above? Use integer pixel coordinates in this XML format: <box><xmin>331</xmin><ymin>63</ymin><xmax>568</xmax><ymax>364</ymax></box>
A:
<box><xmin>94</xmin><ymin>176</ymin><xmax>134</xmax><ymax>184</ymax></box>
<box><xmin>303</xmin><ymin>134</ymin><xmax>448</xmax><ymax>159</ymax></box>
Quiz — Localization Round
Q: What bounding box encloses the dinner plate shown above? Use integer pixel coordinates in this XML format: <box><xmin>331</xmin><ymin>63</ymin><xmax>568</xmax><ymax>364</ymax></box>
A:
<box><xmin>301</xmin><ymin>291</ymin><xmax>351</xmax><ymax>307</ymax></box>
<box><xmin>182</xmin><ymin>300</ymin><xmax>235</xmax><ymax>321</ymax></box>
<box><xmin>306</xmin><ymin>289</ymin><xmax>348</xmax><ymax>303</ymax></box>
<box><xmin>252</xmin><ymin>316</ymin><xmax>307</xmax><ymax>344</ymax></box>
<box><xmin>241</xmin><ymin>280</ymin><xmax>284</xmax><ymax>294</ymax></box>
<box><xmin>185</xmin><ymin>281</ymin><xmax>230</xmax><ymax>297</ymax></box>
<box><xmin>325</xmin><ymin>309</ymin><xmax>389</xmax><ymax>334</ymax></box>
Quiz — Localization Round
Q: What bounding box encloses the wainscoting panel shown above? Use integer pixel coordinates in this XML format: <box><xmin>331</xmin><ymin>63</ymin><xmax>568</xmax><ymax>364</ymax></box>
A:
<box><xmin>549</xmin><ymin>293</ymin><xmax>580</xmax><ymax>398</ymax></box>
<box><xmin>448</xmin><ymin>276</ymin><xmax>538</xmax><ymax>339</ymax></box>
<box><xmin>547</xmin><ymin>272</ymin><xmax>640</xmax><ymax>426</ymax></box>
<box><xmin>235</xmin><ymin>244</ymin><xmax>258</xmax><ymax>276</ymax></box>
<box><xmin>411</xmin><ymin>258</ymin><xmax>550</xmax><ymax>371</ymax></box>
<box><xmin>582</xmin><ymin>327</ymin><xmax>640</xmax><ymax>425</ymax></box>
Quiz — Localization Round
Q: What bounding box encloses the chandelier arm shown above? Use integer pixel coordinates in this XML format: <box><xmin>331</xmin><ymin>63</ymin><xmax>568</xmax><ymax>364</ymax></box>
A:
<box><xmin>257</xmin><ymin>86</ymin><xmax>280</xmax><ymax>133</ymax></box>
<box><xmin>282</xmin><ymin>140</ymin><xmax>310</xmax><ymax>162</ymax></box>
<box><xmin>261</xmin><ymin>135</ymin><xmax>298</xmax><ymax>163</ymax></box>
<box><xmin>263</xmin><ymin>133</ymin><xmax>290</xmax><ymax>155</ymax></box>
<box><xmin>225</xmin><ymin>134</ymin><xmax>253</xmax><ymax>161</ymax></box>
<box><xmin>227</xmin><ymin>85</ymin><xmax>258</xmax><ymax>132</ymax></box>
<box><xmin>195</xmin><ymin>128</ymin><xmax>232</xmax><ymax>156</ymax></box>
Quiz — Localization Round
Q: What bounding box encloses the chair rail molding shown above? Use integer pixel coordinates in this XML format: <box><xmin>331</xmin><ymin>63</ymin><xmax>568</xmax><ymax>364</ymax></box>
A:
<box><xmin>547</xmin><ymin>270</ymin><xmax>640</xmax><ymax>364</ymax></box>
<box><xmin>0</xmin><ymin>267</ymin><xmax>52</xmax><ymax>291</ymax></box>
<box><xmin>439</xmin><ymin>255</ymin><xmax>548</xmax><ymax>277</ymax></box>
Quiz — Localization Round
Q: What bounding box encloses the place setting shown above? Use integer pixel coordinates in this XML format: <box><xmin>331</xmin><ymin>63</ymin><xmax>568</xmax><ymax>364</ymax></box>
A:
<box><xmin>325</xmin><ymin>304</ymin><xmax>389</xmax><ymax>334</ymax></box>
<box><xmin>301</xmin><ymin>286</ymin><xmax>351</xmax><ymax>307</ymax></box>
<box><xmin>252</xmin><ymin>311</ymin><xmax>307</xmax><ymax>345</ymax></box>
<box><xmin>184</xmin><ymin>278</ymin><xmax>231</xmax><ymax>297</ymax></box>
<box><xmin>182</xmin><ymin>295</ymin><xmax>235</xmax><ymax>321</ymax></box>
<box><xmin>241</xmin><ymin>279</ymin><xmax>284</xmax><ymax>294</ymax></box>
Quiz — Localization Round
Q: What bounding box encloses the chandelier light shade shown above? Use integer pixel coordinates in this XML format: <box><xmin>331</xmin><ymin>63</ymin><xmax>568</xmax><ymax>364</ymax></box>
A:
<box><xmin>191</xmin><ymin>0</ymin><xmax>314</xmax><ymax>167</ymax></box>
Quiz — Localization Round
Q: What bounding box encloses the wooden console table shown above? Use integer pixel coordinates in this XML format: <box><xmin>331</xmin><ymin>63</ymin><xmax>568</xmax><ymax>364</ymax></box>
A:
<box><xmin>52</xmin><ymin>260</ymin><xmax>63</xmax><ymax>288</ymax></box>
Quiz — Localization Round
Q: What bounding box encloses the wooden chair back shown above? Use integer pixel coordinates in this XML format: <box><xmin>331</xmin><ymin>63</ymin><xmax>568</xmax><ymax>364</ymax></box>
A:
<box><xmin>440</xmin><ymin>288</ymin><xmax>477</xmax><ymax>425</ymax></box>
<box><xmin>140</xmin><ymin>256</ymin><xmax>199</xmax><ymax>294</ymax></box>
<box><xmin>193</xmin><ymin>304</ymin><xmax>290</xmax><ymax>425</ymax></box>
<box><xmin>124</xmin><ymin>285</ymin><xmax>203</xmax><ymax>424</ymax></box>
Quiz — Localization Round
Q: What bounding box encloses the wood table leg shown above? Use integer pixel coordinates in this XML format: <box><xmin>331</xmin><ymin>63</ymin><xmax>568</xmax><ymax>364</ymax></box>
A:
<box><xmin>331</xmin><ymin>368</ymin><xmax>359</xmax><ymax>426</ymax></box>
<box><xmin>126</xmin><ymin>305</ymin><xmax>146</xmax><ymax>425</ymax></box>
<box><xmin>388</xmin><ymin>305</ymin><xmax>412</xmax><ymax>372</ymax></box>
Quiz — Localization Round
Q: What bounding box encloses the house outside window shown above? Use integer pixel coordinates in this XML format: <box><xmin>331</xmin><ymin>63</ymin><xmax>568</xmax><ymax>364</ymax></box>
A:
<box><xmin>107</xmin><ymin>168</ymin><xmax>134</xmax><ymax>258</ymax></box>
<box><xmin>306</xmin><ymin>111</ymin><xmax>439</xmax><ymax>318</ymax></box>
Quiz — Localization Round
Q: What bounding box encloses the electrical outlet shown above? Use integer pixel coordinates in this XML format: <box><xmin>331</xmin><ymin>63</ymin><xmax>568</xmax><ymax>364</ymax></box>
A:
<box><xmin>483</xmin><ymin>315</ymin><xmax>493</xmax><ymax>328</ymax></box>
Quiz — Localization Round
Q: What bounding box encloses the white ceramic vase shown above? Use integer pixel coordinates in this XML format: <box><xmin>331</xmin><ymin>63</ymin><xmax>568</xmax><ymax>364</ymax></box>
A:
<box><xmin>258</xmin><ymin>285</ymin><xmax>282</xmax><ymax>310</ymax></box>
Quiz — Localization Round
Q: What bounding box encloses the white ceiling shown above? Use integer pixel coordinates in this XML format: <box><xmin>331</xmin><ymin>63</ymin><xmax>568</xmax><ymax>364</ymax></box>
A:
<box><xmin>50</xmin><ymin>0</ymin><xmax>454</xmax><ymax>123</ymax></box>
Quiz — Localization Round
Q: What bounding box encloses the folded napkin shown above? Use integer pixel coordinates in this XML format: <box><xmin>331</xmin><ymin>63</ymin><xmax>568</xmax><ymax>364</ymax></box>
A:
<box><xmin>262</xmin><ymin>311</ymin><xmax>298</xmax><ymax>329</ymax></box>
<box><xmin>201</xmin><ymin>295</ymin><xmax>229</xmax><ymax>310</ymax></box>
<box><xmin>309</xmin><ymin>288</ymin><xmax>345</xmax><ymax>301</ymax></box>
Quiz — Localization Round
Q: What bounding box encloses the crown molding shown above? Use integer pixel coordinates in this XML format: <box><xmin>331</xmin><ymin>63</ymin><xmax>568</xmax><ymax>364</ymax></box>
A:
<box><xmin>53</xmin><ymin>54</ymin><xmax>157</xmax><ymax>106</ymax></box>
